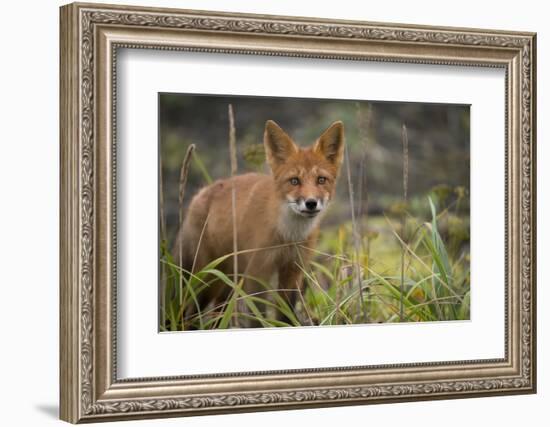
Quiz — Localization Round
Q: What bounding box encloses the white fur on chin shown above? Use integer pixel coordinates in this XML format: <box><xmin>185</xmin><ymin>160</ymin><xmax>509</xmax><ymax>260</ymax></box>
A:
<box><xmin>277</xmin><ymin>202</ymin><xmax>324</xmax><ymax>243</ymax></box>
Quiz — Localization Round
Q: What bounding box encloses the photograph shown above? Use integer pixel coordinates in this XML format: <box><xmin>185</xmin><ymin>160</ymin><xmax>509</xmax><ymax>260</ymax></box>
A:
<box><xmin>57</xmin><ymin>3</ymin><xmax>536</xmax><ymax>422</ymax></box>
<box><xmin>159</xmin><ymin>94</ymin><xmax>471</xmax><ymax>331</ymax></box>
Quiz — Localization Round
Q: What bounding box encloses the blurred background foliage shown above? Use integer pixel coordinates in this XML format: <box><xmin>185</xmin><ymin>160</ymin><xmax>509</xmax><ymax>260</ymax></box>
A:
<box><xmin>159</xmin><ymin>94</ymin><xmax>470</xmax><ymax>329</ymax></box>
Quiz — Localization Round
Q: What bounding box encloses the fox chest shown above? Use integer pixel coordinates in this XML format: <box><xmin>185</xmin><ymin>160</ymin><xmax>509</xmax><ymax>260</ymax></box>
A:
<box><xmin>276</xmin><ymin>208</ymin><xmax>321</xmax><ymax>244</ymax></box>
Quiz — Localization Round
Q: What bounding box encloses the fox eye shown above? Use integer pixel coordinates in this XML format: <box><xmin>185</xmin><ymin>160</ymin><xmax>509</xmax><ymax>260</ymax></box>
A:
<box><xmin>290</xmin><ymin>177</ymin><xmax>300</xmax><ymax>186</ymax></box>
<box><xmin>317</xmin><ymin>176</ymin><xmax>327</xmax><ymax>185</ymax></box>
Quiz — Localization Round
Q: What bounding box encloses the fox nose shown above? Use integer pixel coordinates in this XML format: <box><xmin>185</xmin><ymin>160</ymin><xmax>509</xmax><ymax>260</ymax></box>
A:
<box><xmin>305</xmin><ymin>199</ymin><xmax>318</xmax><ymax>211</ymax></box>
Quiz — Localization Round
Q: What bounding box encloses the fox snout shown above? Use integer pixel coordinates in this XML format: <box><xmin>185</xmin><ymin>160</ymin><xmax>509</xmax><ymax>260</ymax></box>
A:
<box><xmin>305</xmin><ymin>198</ymin><xmax>318</xmax><ymax>212</ymax></box>
<box><xmin>289</xmin><ymin>197</ymin><xmax>326</xmax><ymax>218</ymax></box>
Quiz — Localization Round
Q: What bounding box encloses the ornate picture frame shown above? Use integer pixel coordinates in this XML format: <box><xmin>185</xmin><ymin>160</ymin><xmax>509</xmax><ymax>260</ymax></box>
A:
<box><xmin>59</xmin><ymin>2</ymin><xmax>536</xmax><ymax>423</ymax></box>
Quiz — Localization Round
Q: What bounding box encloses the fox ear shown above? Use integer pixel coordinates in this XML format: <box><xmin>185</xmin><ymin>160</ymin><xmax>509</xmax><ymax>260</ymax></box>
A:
<box><xmin>314</xmin><ymin>121</ymin><xmax>345</xmax><ymax>167</ymax></box>
<box><xmin>264</xmin><ymin>120</ymin><xmax>298</xmax><ymax>169</ymax></box>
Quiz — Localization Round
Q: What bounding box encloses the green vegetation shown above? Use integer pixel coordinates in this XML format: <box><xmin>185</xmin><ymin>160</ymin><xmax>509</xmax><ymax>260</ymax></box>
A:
<box><xmin>159</xmin><ymin>96</ymin><xmax>470</xmax><ymax>331</ymax></box>
<box><xmin>160</xmin><ymin>191</ymin><xmax>470</xmax><ymax>330</ymax></box>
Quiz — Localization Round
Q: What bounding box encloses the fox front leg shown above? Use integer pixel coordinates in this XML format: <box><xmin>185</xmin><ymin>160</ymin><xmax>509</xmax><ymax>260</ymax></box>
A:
<box><xmin>276</xmin><ymin>263</ymin><xmax>306</xmax><ymax>326</ymax></box>
<box><xmin>236</xmin><ymin>253</ymin><xmax>272</xmax><ymax>328</ymax></box>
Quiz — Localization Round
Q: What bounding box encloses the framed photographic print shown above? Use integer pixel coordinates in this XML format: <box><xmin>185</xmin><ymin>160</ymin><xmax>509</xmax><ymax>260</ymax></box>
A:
<box><xmin>59</xmin><ymin>2</ymin><xmax>537</xmax><ymax>423</ymax></box>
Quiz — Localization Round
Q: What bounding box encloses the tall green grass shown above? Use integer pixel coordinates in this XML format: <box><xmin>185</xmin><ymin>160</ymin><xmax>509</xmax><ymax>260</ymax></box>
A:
<box><xmin>160</xmin><ymin>248</ymin><xmax>302</xmax><ymax>330</ymax></box>
<box><xmin>160</xmin><ymin>193</ymin><xmax>470</xmax><ymax>331</ymax></box>
<box><xmin>160</xmin><ymin>104</ymin><xmax>469</xmax><ymax>331</ymax></box>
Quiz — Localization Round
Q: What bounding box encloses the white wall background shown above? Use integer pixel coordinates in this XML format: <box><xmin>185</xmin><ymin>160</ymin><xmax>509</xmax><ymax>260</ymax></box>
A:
<box><xmin>0</xmin><ymin>0</ymin><xmax>545</xmax><ymax>425</ymax></box>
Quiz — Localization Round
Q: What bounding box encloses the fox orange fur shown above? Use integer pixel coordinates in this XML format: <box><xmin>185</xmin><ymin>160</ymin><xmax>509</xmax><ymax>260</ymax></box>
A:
<box><xmin>173</xmin><ymin>120</ymin><xmax>345</xmax><ymax>325</ymax></box>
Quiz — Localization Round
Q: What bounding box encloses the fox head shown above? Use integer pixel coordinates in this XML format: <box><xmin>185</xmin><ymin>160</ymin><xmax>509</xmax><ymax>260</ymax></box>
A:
<box><xmin>264</xmin><ymin>120</ymin><xmax>345</xmax><ymax>222</ymax></box>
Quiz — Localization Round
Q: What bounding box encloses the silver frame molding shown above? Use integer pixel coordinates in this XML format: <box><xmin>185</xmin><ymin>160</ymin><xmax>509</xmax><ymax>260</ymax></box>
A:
<box><xmin>60</xmin><ymin>2</ymin><xmax>536</xmax><ymax>423</ymax></box>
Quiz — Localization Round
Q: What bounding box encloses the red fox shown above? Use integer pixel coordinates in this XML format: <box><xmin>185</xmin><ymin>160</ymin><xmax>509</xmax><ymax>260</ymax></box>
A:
<box><xmin>173</xmin><ymin>120</ymin><xmax>345</xmax><ymax>325</ymax></box>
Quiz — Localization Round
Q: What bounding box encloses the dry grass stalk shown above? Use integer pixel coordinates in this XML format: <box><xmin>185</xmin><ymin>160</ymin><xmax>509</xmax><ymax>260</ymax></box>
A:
<box><xmin>228</xmin><ymin>104</ymin><xmax>238</xmax><ymax>284</ymax></box>
<box><xmin>400</xmin><ymin>123</ymin><xmax>409</xmax><ymax>322</ymax></box>
<box><xmin>356</xmin><ymin>102</ymin><xmax>373</xmax><ymax>322</ymax></box>
<box><xmin>344</xmin><ymin>141</ymin><xmax>367</xmax><ymax>322</ymax></box>
<box><xmin>159</xmin><ymin>151</ymin><xmax>167</xmax><ymax>245</ymax></box>
<box><xmin>356</xmin><ymin>103</ymin><xmax>373</xmax><ymax>229</ymax></box>
<box><xmin>159</xmin><ymin>150</ymin><xmax>167</xmax><ymax>328</ymax></box>
<box><xmin>178</xmin><ymin>144</ymin><xmax>196</xmax><ymax>306</ymax></box>
<box><xmin>402</xmin><ymin>124</ymin><xmax>409</xmax><ymax>202</ymax></box>
<box><xmin>228</xmin><ymin>104</ymin><xmax>240</xmax><ymax>327</ymax></box>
